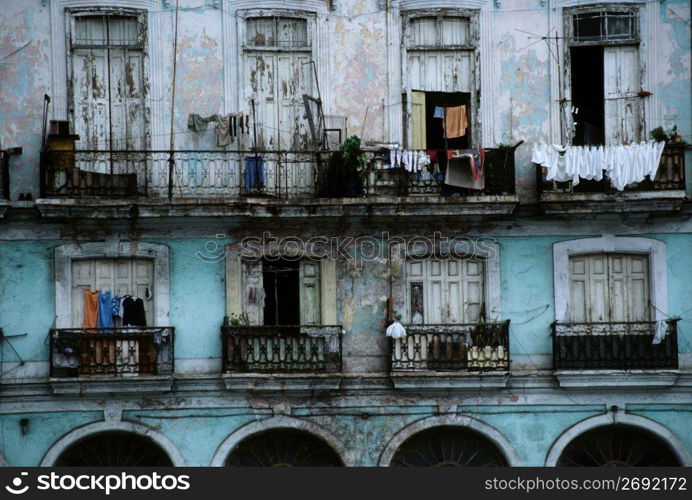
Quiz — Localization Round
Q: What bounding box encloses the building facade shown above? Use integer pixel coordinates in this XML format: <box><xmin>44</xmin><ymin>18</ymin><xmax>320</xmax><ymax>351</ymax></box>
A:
<box><xmin>0</xmin><ymin>0</ymin><xmax>691</xmax><ymax>467</ymax></box>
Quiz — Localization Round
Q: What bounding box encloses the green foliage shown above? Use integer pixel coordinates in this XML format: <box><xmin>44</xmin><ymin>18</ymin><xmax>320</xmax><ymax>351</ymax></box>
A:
<box><xmin>340</xmin><ymin>136</ymin><xmax>368</xmax><ymax>173</ymax></box>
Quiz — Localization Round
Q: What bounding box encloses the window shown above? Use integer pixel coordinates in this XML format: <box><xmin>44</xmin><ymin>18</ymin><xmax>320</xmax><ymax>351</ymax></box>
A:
<box><xmin>68</xmin><ymin>12</ymin><xmax>147</xmax><ymax>150</ymax></box>
<box><xmin>568</xmin><ymin>253</ymin><xmax>650</xmax><ymax>322</ymax></box>
<box><xmin>243</xmin><ymin>15</ymin><xmax>313</xmax><ymax>150</ymax></box>
<box><xmin>566</xmin><ymin>6</ymin><xmax>641</xmax><ymax>146</ymax></box>
<box><xmin>404</xmin><ymin>14</ymin><xmax>476</xmax><ymax>150</ymax></box>
<box><xmin>405</xmin><ymin>258</ymin><xmax>484</xmax><ymax>324</ymax></box>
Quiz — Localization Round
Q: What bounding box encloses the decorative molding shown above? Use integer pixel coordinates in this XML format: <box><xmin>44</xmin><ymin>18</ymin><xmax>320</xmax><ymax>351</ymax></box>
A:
<box><xmin>40</xmin><ymin>421</ymin><xmax>186</xmax><ymax>466</ymax></box>
<box><xmin>378</xmin><ymin>414</ymin><xmax>521</xmax><ymax>466</ymax></box>
<box><xmin>544</xmin><ymin>413</ymin><xmax>692</xmax><ymax>466</ymax></box>
<box><xmin>54</xmin><ymin>241</ymin><xmax>170</xmax><ymax>328</ymax></box>
<box><xmin>552</xmin><ymin>235</ymin><xmax>668</xmax><ymax>322</ymax></box>
<box><xmin>209</xmin><ymin>415</ymin><xmax>354</xmax><ymax>466</ymax></box>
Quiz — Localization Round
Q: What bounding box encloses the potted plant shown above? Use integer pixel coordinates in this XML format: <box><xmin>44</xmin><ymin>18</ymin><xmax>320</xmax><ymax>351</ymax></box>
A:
<box><xmin>320</xmin><ymin>135</ymin><xmax>366</xmax><ymax>197</ymax></box>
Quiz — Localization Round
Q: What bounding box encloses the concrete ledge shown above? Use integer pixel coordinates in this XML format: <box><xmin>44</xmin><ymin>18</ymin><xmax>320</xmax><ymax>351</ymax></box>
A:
<box><xmin>390</xmin><ymin>371</ymin><xmax>510</xmax><ymax>390</ymax></box>
<box><xmin>50</xmin><ymin>375</ymin><xmax>174</xmax><ymax>395</ymax></box>
<box><xmin>221</xmin><ymin>373</ymin><xmax>343</xmax><ymax>392</ymax></box>
<box><xmin>35</xmin><ymin>195</ymin><xmax>520</xmax><ymax>218</ymax></box>
<box><xmin>539</xmin><ymin>190</ymin><xmax>686</xmax><ymax>214</ymax></box>
<box><xmin>555</xmin><ymin>370</ymin><xmax>679</xmax><ymax>389</ymax></box>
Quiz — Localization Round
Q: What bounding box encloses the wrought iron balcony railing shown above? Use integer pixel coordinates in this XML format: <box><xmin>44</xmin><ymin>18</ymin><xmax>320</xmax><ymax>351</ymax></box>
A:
<box><xmin>221</xmin><ymin>325</ymin><xmax>343</xmax><ymax>373</ymax></box>
<box><xmin>552</xmin><ymin>320</ymin><xmax>679</xmax><ymax>370</ymax></box>
<box><xmin>40</xmin><ymin>149</ymin><xmax>334</xmax><ymax>200</ymax></box>
<box><xmin>367</xmin><ymin>146</ymin><xmax>517</xmax><ymax>197</ymax></box>
<box><xmin>390</xmin><ymin>321</ymin><xmax>510</xmax><ymax>372</ymax></box>
<box><xmin>536</xmin><ymin>143</ymin><xmax>686</xmax><ymax>195</ymax></box>
<box><xmin>50</xmin><ymin>327</ymin><xmax>174</xmax><ymax>377</ymax></box>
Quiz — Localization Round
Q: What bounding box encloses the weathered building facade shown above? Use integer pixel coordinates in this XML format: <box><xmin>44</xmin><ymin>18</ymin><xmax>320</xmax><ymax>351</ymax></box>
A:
<box><xmin>0</xmin><ymin>0</ymin><xmax>691</xmax><ymax>466</ymax></box>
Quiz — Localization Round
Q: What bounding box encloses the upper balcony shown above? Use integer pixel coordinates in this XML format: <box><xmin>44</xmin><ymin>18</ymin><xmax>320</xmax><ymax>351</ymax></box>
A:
<box><xmin>536</xmin><ymin>143</ymin><xmax>686</xmax><ymax>214</ymax></box>
<box><xmin>37</xmin><ymin>145</ymin><xmax>518</xmax><ymax>218</ymax></box>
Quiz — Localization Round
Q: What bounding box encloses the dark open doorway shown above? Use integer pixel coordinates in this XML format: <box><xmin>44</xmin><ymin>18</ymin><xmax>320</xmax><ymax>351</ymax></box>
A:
<box><xmin>262</xmin><ymin>258</ymin><xmax>300</xmax><ymax>325</ymax></box>
<box><xmin>425</xmin><ymin>91</ymin><xmax>471</xmax><ymax>150</ymax></box>
<box><xmin>570</xmin><ymin>46</ymin><xmax>605</xmax><ymax>146</ymax></box>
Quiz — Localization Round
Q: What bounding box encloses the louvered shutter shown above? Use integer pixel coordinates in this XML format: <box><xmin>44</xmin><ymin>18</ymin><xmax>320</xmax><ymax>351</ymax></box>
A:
<box><xmin>300</xmin><ymin>260</ymin><xmax>321</xmax><ymax>325</ymax></box>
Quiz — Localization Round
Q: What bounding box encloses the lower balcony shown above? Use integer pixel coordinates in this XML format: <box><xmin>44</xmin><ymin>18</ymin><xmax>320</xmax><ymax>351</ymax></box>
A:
<box><xmin>50</xmin><ymin>327</ymin><xmax>174</xmax><ymax>378</ymax></box>
<box><xmin>221</xmin><ymin>325</ymin><xmax>343</xmax><ymax>374</ymax></box>
<box><xmin>390</xmin><ymin>321</ymin><xmax>510</xmax><ymax>373</ymax></box>
<box><xmin>553</xmin><ymin>320</ymin><xmax>679</xmax><ymax>371</ymax></box>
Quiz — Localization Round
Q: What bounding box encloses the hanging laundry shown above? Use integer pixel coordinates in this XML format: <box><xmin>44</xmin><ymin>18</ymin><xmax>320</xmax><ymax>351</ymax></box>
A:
<box><xmin>385</xmin><ymin>321</ymin><xmax>407</xmax><ymax>339</ymax></box>
<box><xmin>122</xmin><ymin>297</ymin><xmax>147</xmax><ymax>327</ymax></box>
<box><xmin>445</xmin><ymin>149</ymin><xmax>485</xmax><ymax>190</ymax></box>
<box><xmin>97</xmin><ymin>290</ymin><xmax>114</xmax><ymax>330</ymax></box>
<box><xmin>83</xmin><ymin>289</ymin><xmax>99</xmax><ymax>328</ymax></box>
<box><xmin>652</xmin><ymin>320</ymin><xmax>670</xmax><ymax>345</ymax></box>
<box><xmin>187</xmin><ymin>113</ymin><xmax>218</xmax><ymax>133</ymax></box>
<box><xmin>215</xmin><ymin>114</ymin><xmax>233</xmax><ymax>147</ymax></box>
<box><xmin>244</xmin><ymin>156</ymin><xmax>265</xmax><ymax>192</ymax></box>
<box><xmin>433</xmin><ymin>106</ymin><xmax>445</xmax><ymax>119</ymax></box>
<box><xmin>444</xmin><ymin>105</ymin><xmax>467</xmax><ymax>139</ymax></box>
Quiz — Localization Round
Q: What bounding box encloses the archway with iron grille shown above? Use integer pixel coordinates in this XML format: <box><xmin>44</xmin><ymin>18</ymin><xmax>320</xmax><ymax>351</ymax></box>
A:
<box><xmin>55</xmin><ymin>431</ymin><xmax>173</xmax><ymax>466</ymax></box>
<box><xmin>557</xmin><ymin>424</ymin><xmax>681</xmax><ymax>466</ymax></box>
<box><xmin>390</xmin><ymin>426</ymin><xmax>508</xmax><ymax>467</ymax></box>
<box><xmin>225</xmin><ymin>429</ymin><xmax>343</xmax><ymax>467</ymax></box>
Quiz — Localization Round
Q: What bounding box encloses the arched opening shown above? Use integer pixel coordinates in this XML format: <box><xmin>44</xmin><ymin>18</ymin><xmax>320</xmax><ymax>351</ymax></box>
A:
<box><xmin>557</xmin><ymin>425</ymin><xmax>681</xmax><ymax>466</ymax></box>
<box><xmin>55</xmin><ymin>431</ymin><xmax>173</xmax><ymax>466</ymax></box>
<box><xmin>390</xmin><ymin>426</ymin><xmax>508</xmax><ymax>467</ymax></box>
<box><xmin>225</xmin><ymin>429</ymin><xmax>343</xmax><ymax>467</ymax></box>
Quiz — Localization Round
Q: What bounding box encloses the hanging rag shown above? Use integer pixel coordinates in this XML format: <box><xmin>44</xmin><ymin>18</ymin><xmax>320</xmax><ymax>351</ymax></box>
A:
<box><xmin>652</xmin><ymin>320</ymin><xmax>670</xmax><ymax>345</ymax></box>
<box><xmin>123</xmin><ymin>297</ymin><xmax>147</xmax><ymax>327</ymax></box>
<box><xmin>433</xmin><ymin>106</ymin><xmax>445</xmax><ymax>119</ymax></box>
<box><xmin>83</xmin><ymin>289</ymin><xmax>99</xmax><ymax>328</ymax></box>
<box><xmin>244</xmin><ymin>156</ymin><xmax>265</xmax><ymax>192</ymax></box>
<box><xmin>444</xmin><ymin>105</ymin><xmax>467</xmax><ymax>139</ymax></box>
<box><xmin>97</xmin><ymin>291</ymin><xmax>114</xmax><ymax>331</ymax></box>
<box><xmin>385</xmin><ymin>321</ymin><xmax>407</xmax><ymax>339</ymax></box>
<box><xmin>187</xmin><ymin>113</ymin><xmax>218</xmax><ymax>133</ymax></box>
<box><xmin>215</xmin><ymin>114</ymin><xmax>233</xmax><ymax>147</ymax></box>
<box><xmin>445</xmin><ymin>149</ymin><xmax>485</xmax><ymax>189</ymax></box>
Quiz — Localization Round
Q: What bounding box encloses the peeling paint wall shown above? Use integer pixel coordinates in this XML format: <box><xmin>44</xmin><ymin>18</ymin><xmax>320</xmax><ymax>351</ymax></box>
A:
<box><xmin>2</xmin><ymin>0</ymin><xmax>688</xmax><ymax>200</ymax></box>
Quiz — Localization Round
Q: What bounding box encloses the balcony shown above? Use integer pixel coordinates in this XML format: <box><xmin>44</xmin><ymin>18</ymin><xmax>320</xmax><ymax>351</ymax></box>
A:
<box><xmin>536</xmin><ymin>144</ymin><xmax>686</xmax><ymax>213</ymax></box>
<box><xmin>0</xmin><ymin>149</ymin><xmax>13</xmax><ymax>217</ymax></box>
<box><xmin>221</xmin><ymin>325</ymin><xmax>343</xmax><ymax>374</ymax></box>
<box><xmin>37</xmin><ymin>147</ymin><xmax>518</xmax><ymax>217</ymax></box>
<box><xmin>552</xmin><ymin>320</ymin><xmax>679</xmax><ymax>371</ymax></box>
<box><xmin>390</xmin><ymin>321</ymin><xmax>510</xmax><ymax>373</ymax></box>
<box><xmin>50</xmin><ymin>327</ymin><xmax>174</xmax><ymax>378</ymax></box>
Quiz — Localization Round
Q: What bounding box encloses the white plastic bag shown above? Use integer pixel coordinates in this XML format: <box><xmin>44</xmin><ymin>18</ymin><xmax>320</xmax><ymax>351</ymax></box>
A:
<box><xmin>386</xmin><ymin>321</ymin><xmax>407</xmax><ymax>339</ymax></box>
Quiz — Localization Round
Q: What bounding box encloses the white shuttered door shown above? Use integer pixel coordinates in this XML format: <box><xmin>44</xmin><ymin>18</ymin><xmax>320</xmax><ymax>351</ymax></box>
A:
<box><xmin>604</xmin><ymin>46</ymin><xmax>641</xmax><ymax>145</ymax></box>
<box><xmin>568</xmin><ymin>253</ymin><xmax>650</xmax><ymax>322</ymax></box>
<box><xmin>406</xmin><ymin>259</ymin><xmax>484</xmax><ymax>324</ymax></box>
<box><xmin>71</xmin><ymin>258</ymin><xmax>154</xmax><ymax>327</ymax></box>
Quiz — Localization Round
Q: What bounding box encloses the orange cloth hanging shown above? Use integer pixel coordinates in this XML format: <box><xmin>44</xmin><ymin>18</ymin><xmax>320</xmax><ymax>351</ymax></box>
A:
<box><xmin>444</xmin><ymin>105</ymin><xmax>468</xmax><ymax>139</ymax></box>
<box><xmin>83</xmin><ymin>289</ymin><xmax>99</xmax><ymax>328</ymax></box>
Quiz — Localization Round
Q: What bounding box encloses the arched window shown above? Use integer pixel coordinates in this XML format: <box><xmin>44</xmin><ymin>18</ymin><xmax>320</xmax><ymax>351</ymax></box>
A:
<box><xmin>55</xmin><ymin>432</ymin><xmax>173</xmax><ymax>466</ymax></box>
<box><xmin>558</xmin><ymin>425</ymin><xmax>680</xmax><ymax>466</ymax></box>
<box><xmin>391</xmin><ymin>426</ymin><xmax>507</xmax><ymax>466</ymax></box>
<box><xmin>225</xmin><ymin>429</ymin><xmax>342</xmax><ymax>466</ymax></box>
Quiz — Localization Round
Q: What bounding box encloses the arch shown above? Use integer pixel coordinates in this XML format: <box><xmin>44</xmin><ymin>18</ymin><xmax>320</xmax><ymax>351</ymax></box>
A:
<box><xmin>210</xmin><ymin>416</ymin><xmax>352</xmax><ymax>466</ymax></box>
<box><xmin>40</xmin><ymin>421</ymin><xmax>185</xmax><ymax>467</ymax></box>
<box><xmin>545</xmin><ymin>413</ymin><xmax>692</xmax><ymax>466</ymax></box>
<box><xmin>378</xmin><ymin>415</ymin><xmax>521</xmax><ymax>466</ymax></box>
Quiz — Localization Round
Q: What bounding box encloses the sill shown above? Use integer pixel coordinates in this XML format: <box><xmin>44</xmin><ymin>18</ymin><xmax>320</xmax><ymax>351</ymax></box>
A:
<box><xmin>539</xmin><ymin>190</ymin><xmax>686</xmax><ymax>214</ymax></box>
<box><xmin>221</xmin><ymin>372</ymin><xmax>343</xmax><ymax>392</ymax></box>
<box><xmin>555</xmin><ymin>370</ymin><xmax>679</xmax><ymax>389</ymax></box>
